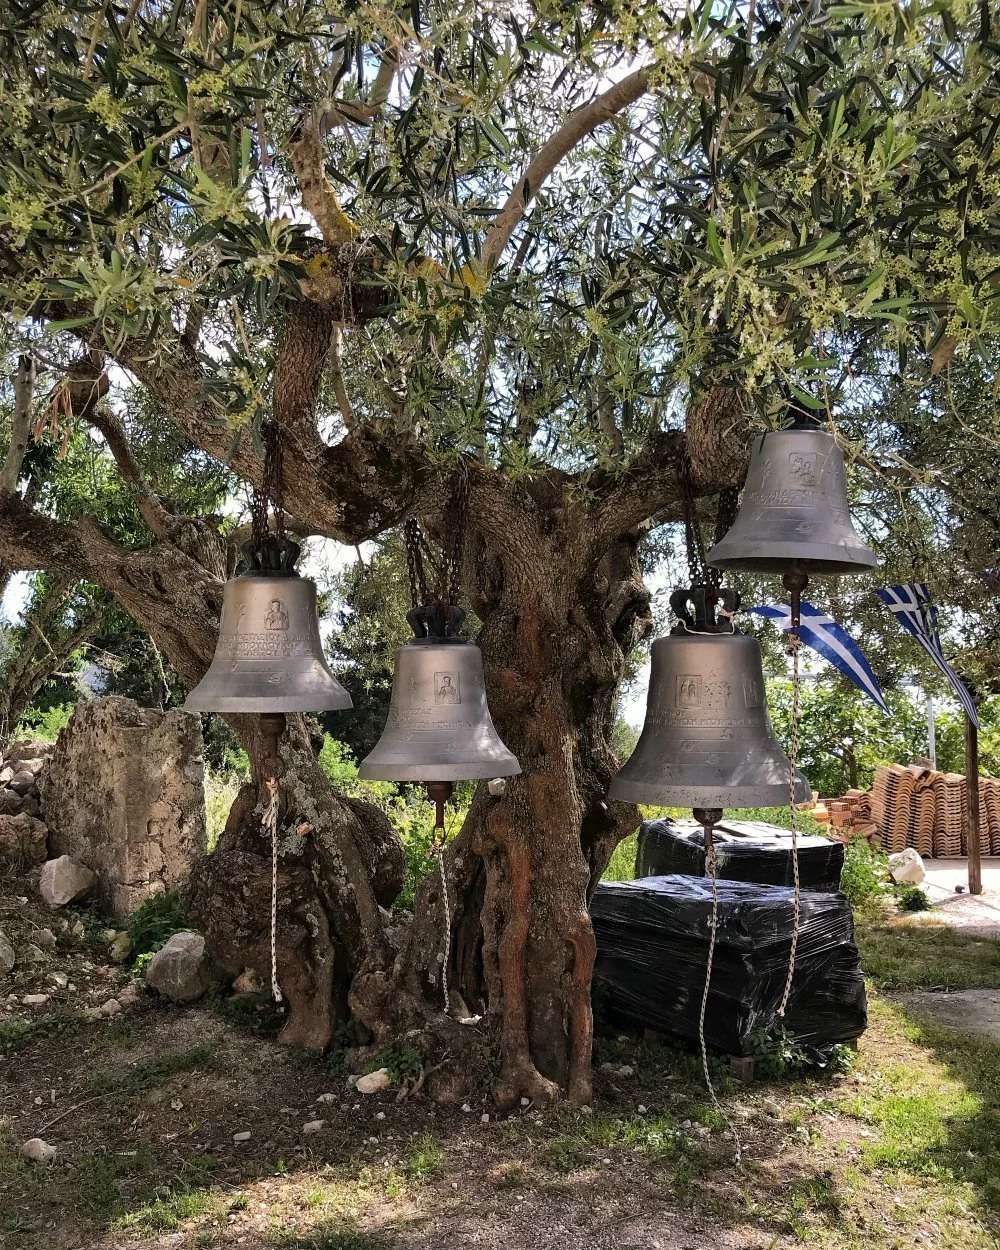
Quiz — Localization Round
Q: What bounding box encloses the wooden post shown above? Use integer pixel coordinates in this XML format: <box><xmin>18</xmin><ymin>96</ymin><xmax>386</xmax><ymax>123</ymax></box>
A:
<box><xmin>965</xmin><ymin>713</ymin><xmax>982</xmax><ymax>896</ymax></box>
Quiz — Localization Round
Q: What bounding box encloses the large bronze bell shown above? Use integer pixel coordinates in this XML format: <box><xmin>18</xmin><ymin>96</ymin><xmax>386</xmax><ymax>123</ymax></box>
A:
<box><xmin>359</xmin><ymin>638</ymin><xmax>520</xmax><ymax>783</ymax></box>
<box><xmin>610</xmin><ymin>627</ymin><xmax>810</xmax><ymax>810</ymax></box>
<box><xmin>185</xmin><ymin>571</ymin><xmax>352</xmax><ymax>713</ymax></box>
<box><xmin>707</xmin><ymin>421</ymin><xmax>876</xmax><ymax>574</ymax></box>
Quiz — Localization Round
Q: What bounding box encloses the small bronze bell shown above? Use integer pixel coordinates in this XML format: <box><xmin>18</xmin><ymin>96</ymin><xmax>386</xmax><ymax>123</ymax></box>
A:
<box><xmin>610</xmin><ymin>587</ymin><xmax>810</xmax><ymax>809</ymax></box>
<box><xmin>185</xmin><ymin>541</ymin><xmax>352</xmax><ymax>713</ymax></box>
<box><xmin>708</xmin><ymin>418</ymin><xmax>876</xmax><ymax>574</ymax></box>
<box><xmin>358</xmin><ymin>636</ymin><xmax>520</xmax><ymax>783</ymax></box>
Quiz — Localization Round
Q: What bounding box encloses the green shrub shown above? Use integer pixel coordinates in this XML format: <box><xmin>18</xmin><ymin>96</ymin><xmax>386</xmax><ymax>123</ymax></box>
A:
<box><xmin>204</xmin><ymin>768</ymin><xmax>243</xmax><ymax>850</ymax></box>
<box><xmin>894</xmin><ymin>883</ymin><xmax>931</xmax><ymax>912</ymax></box>
<box><xmin>16</xmin><ymin>701</ymin><xmax>74</xmax><ymax>741</ymax></box>
<box><xmin>128</xmin><ymin>889</ymin><xmax>188</xmax><ymax>962</ymax></box>
<box><xmin>839</xmin><ymin>837</ymin><xmax>891</xmax><ymax>916</ymax></box>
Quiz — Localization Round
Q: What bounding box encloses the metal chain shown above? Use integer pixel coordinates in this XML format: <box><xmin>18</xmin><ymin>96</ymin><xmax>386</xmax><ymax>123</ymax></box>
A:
<box><xmin>778</xmin><ymin>630</ymin><xmax>803</xmax><ymax>1018</ymax></box>
<box><xmin>251</xmin><ymin>421</ymin><xmax>286</xmax><ymax>549</ymax></box>
<box><xmin>698</xmin><ymin>830</ymin><xmax>742</xmax><ymax>1167</ymax></box>
<box><xmin>402</xmin><ymin>461</ymin><xmax>470</xmax><ymax>614</ymax></box>
<box><xmin>264</xmin><ymin>777</ymin><xmax>283</xmax><ymax>1004</ymax></box>
<box><xmin>403</xmin><ymin>519</ymin><xmax>429</xmax><ymax>610</ymax></box>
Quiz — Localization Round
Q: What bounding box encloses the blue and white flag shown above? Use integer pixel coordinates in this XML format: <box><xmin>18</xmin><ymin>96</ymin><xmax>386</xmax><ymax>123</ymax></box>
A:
<box><xmin>750</xmin><ymin>600</ymin><xmax>889</xmax><ymax>713</ymax></box>
<box><xmin>875</xmin><ymin>583</ymin><xmax>980</xmax><ymax>728</ymax></box>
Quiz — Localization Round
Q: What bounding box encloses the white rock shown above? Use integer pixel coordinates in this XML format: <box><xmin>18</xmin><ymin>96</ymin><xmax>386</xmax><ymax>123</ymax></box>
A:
<box><xmin>520</xmin><ymin>1097</ymin><xmax>531</xmax><ymax>1107</ymax></box>
<box><xmin>637</xmin><ymin>1104</ymin><xmax>648</xmax><ymax>1114</ymax></box>
<box><xmin>461</xmin><ymin>1103</ymin><xmax>472</xmax><ymax>1113</ymax></box>
<box><xmin>0</xmin><ymin>931</ymin><xmax>14</xmax><ymax>975</ymax></box>
<box><xmin>100</xmin><ymin>998</ymin><xmax>122</xmax><ymax>1016</ymax></box>
<box><xmin>487</xmin><ymin>777</ymin><xmax>508</xmax><ymax>796</ymax></box>
<box><xmin>316</xmin><ymin>1093</ymin><xmax>337</xmax><ymax>1104</ymax></box>
<box><xmin>22</xmin><ymin>993</ymin><xmax>49</xmax><ymax>1006</ymax></box>
<box><xmin>21</xmin><ymin>1138</ymin><xmax>56</xmax><ymax>1164</ymax></box>
<box><xmin>889</xmin><ymin>848</ymin><xmax>926</xmax><ymax>886</ymax></box>
<box><xmin>302</xmin><ymin>1119</ymin><xmax>326</xmax><ymax>1135</ymax></box>
<box><xmin>39</xmin><ymin>856</ymin><xmax>98</xmax><ymax>908</ymax></box>
<box><xmin>48</xmin><ymin>972</ymin><xmax>69</xmax><ymax>989</ymax></box>
<box><xmin>8</xmin><ymin>770</ymin><xmax>37</xmax><ymax>795</ymax></box>
<box><xmin>233</xmin><ymin>1131</ymin><xmax>251</xmax><ymax>1143</ymax></box>
<box><xmin>145</xmin><ymin>932</ymin><xmax>212</xmax><ymax>1003</ymax></box>
<box><xmin>171</xmin><ymin>1099</ymin><xmax>184</xmax><ymax>1111</ymax></box>
<box><xmin>35</xmin><ymin>928</ymin><xmax>57</xmax><ymax>950</ymax></box>
<box><xmin>480</xmin><ymin>1113</ymin><xmax>490</xmax><ymax>1124</ymax></box>
<box><xmin>355</xmin><ymin>1068</ymin><xmax>391</xmax><ymax>1095</ymax></box>
<box><xmin>70</xmin><ymin>920</ymin><xmax>86</xmax><ymax>939</ymax></box>
<box><xmin>23</xmin><ymin>943</ymin><xmax>44</xmax><ymax>962</ymax></box>
<box><xmin>375</xmin><ymin>1111</ymin><xmax>385</xmax><ymax>1121</ymax></box>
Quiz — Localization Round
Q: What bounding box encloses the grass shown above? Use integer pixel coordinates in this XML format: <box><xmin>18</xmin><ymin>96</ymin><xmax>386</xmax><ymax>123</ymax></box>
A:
<box><xmin>858</xmin><ymin>922</ymin><xmax>1000</xmax><ymax>991</ymax></box>
<box><xmin>87</xmin><ymin>1043</ymin><xmax>215</xmax><ymax>1097</ymax></box>
<box><xmin>840</xmin><ymin>997</ymin><xmax>1000</xmax><ymax>1211</ymax></box>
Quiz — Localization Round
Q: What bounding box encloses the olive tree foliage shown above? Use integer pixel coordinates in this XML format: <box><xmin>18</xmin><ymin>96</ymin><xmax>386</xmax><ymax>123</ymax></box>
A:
<box><xmin>1</xmin><ymin>0</ymin><xmax>999</xmax><ymax>1102</ymax></box>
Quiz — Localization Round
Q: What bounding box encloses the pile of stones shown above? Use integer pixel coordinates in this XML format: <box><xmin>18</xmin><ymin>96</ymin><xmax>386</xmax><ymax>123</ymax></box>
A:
<box><xmin>0</xmin><ymin>739</ymin><xmax>51</xmax><ymax>868</ymax></box>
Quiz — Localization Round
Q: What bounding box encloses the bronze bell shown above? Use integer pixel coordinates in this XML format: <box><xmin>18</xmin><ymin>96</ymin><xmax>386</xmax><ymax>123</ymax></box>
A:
<box><xmin>708</xmin><ymin>420</ymin><xmax>877</xmax><ymax>574</ymax></box>
<box><xmin>184</xmin><ymin>571</ymin><xmax>352</xmax><ymax>713</ymax></box>
<box><xmin>359</xmin><ymin>638</ymin><xmax>520</xmax><ymax>783</ymax></box>
<box><xmin>610</xmin><ymin>588</ymin><xmax>810</xmax><ymax>809</ymax></box>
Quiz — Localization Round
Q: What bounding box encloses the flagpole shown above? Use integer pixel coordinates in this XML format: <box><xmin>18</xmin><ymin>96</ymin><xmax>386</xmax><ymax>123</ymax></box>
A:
<box><xmin>965</xmin><ymin>711</ymin><xmax>982</xmax><ymax>896</ymax></box>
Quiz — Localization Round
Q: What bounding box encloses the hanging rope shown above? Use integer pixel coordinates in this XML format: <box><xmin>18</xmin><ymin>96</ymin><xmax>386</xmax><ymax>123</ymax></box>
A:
<box><xmin>435</xmin><ymin>844</ymin><xmax>451</xmax><ymax>1012</ymax></box>
<box><xmin>263</xmin><ymin>776</ymin><xmax>283</xmax><ymax>1004</ymax></box>
<box><xmin>697</xmin><ymin>828</ymin><xmax>742</xmax><ymax>1166</ymax></box>
<box><xmin>778</xmin><ymin>620</ymin><xmax>804</xmax><ymax>1017</ymax></box>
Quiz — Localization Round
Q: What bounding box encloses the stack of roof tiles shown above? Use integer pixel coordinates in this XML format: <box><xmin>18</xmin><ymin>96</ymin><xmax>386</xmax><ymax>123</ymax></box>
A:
<box><xmin>822</xmin><ymin>764</ymin><xmax>1000</xmax><ymax>857</ymax></box>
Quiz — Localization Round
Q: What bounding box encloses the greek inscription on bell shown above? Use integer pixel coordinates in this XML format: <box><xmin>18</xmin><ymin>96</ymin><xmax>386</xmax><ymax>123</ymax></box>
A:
<box><xmin>675</xmin><ymin>674</ymin><xmax>702</xmax><ymax>709</ymax></box>
<box><xmin>743</xmin><ymin>677</ymin><xmax>762</xmax><ymax>708</ymax></box>
<box><xmin>265</xmin><ymin>598</ymin><xmax>289</xmax><ymax>631</ymax></box>
<box><xmin>434</xmin><ymin>672</ymin><xmax>461</xmax><ymax>705</ymax></box>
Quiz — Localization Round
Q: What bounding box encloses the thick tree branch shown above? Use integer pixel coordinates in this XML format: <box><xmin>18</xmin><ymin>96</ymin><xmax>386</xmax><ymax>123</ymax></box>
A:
<box><xmin>1</xmin><ymin>353</ymin><xmax>35</xmax><ymax>494</ymax></box>
<box><xmin>593</xmin><ymin>387</ymin><xmax>750</xmax><ymax>538</ymax></box>
<box><xmin>288</xmin><ymin>111</ymin><xmax>361</xmax><ymax>245</ymax></box>
<box><xmin>482</xmin><ymin>67</ymin><xmax>653</xmax><ymax>272</ymax></box>
<box><xmin>87</xmin><ymin>404</ymin><xmax>173</xmax><ymax>539</ymax></box>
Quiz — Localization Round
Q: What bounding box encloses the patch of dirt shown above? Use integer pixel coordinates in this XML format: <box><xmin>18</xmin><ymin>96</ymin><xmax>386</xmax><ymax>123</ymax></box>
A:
<box><xmin>3</xmin><ymin>888</ymin><xmax>999</xmax><ymax>1250</ymax></box>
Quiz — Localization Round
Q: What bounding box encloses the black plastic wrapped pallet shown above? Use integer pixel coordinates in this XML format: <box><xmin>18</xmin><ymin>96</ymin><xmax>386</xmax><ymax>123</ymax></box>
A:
<box><xmin>592</xmin><ymin>875</ymin><xmax>866</xmax><ymax>1058</ymax></box>
<box><xmin>635</xmin><ymin>817</ymin><xmax>844</xmax><ymax>892</ymax></box>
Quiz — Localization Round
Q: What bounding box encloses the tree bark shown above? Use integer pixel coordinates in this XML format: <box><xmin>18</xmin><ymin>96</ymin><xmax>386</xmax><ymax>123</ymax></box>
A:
<box><xmin>350</xmin><ymin>468</ymin><xmax>655</xmax><ymax>1105</ymax></box>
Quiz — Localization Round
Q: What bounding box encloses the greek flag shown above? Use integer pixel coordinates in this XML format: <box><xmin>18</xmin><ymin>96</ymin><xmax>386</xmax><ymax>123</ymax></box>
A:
<box><xmin>875</xmin><ymin>583</ymin><xmax>980</xmax><ymax>728</ymax></box>
<box><xmin>750</xmin><ymin>600</ymin><xmax>889</xmax><ymax>713</ymax></box>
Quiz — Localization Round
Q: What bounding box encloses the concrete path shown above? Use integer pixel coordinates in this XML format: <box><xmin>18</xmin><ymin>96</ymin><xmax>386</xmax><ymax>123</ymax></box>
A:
<box><xmin>900</xmin><ymin>988</ymin><xmax>1000</xmax><ymax>1042</ymax></box>
<box><xmin>917</xmin><ymin>857</ymin><xmax>1000</xmax><ymax>932</ymax></box>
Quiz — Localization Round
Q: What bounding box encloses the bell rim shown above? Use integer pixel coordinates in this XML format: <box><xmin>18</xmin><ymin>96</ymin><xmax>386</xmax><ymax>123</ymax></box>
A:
<box><xmin>357</xmin><ymin>759</ymin><xmax>521</xmax><ymax>782</ymax></box>
<box><xmin>608</xmin><ymin>776</ymin><xmax>812</xmax><ymax>807</ymax></box>
<box><xmin>183</xmin><ymin>691</ymin><xmax>353</xmax><ymax>713</ymax></box>
<box><xmin>707</xmin><ymin>542</ymin><xmax>878</xmax><ymax>574</ymax></box>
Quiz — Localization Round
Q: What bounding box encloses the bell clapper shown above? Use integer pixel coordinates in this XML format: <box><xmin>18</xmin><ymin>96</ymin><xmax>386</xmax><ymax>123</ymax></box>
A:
<box><xmin>425</xmin><ymin>781</ymin><xmax>455</xmax><ymax>841</ymax></box>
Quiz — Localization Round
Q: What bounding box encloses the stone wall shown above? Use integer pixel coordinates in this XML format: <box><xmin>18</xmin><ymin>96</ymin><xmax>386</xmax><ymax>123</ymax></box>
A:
<box><xmin>39</xmin><ymin>698</ymin><xmax>207</xmax><ymax>917</ymax></box>
<box><xmin>0</xmin><ymin>740</ymin><xmax>51</xmax><ymax>868</ymax></box>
